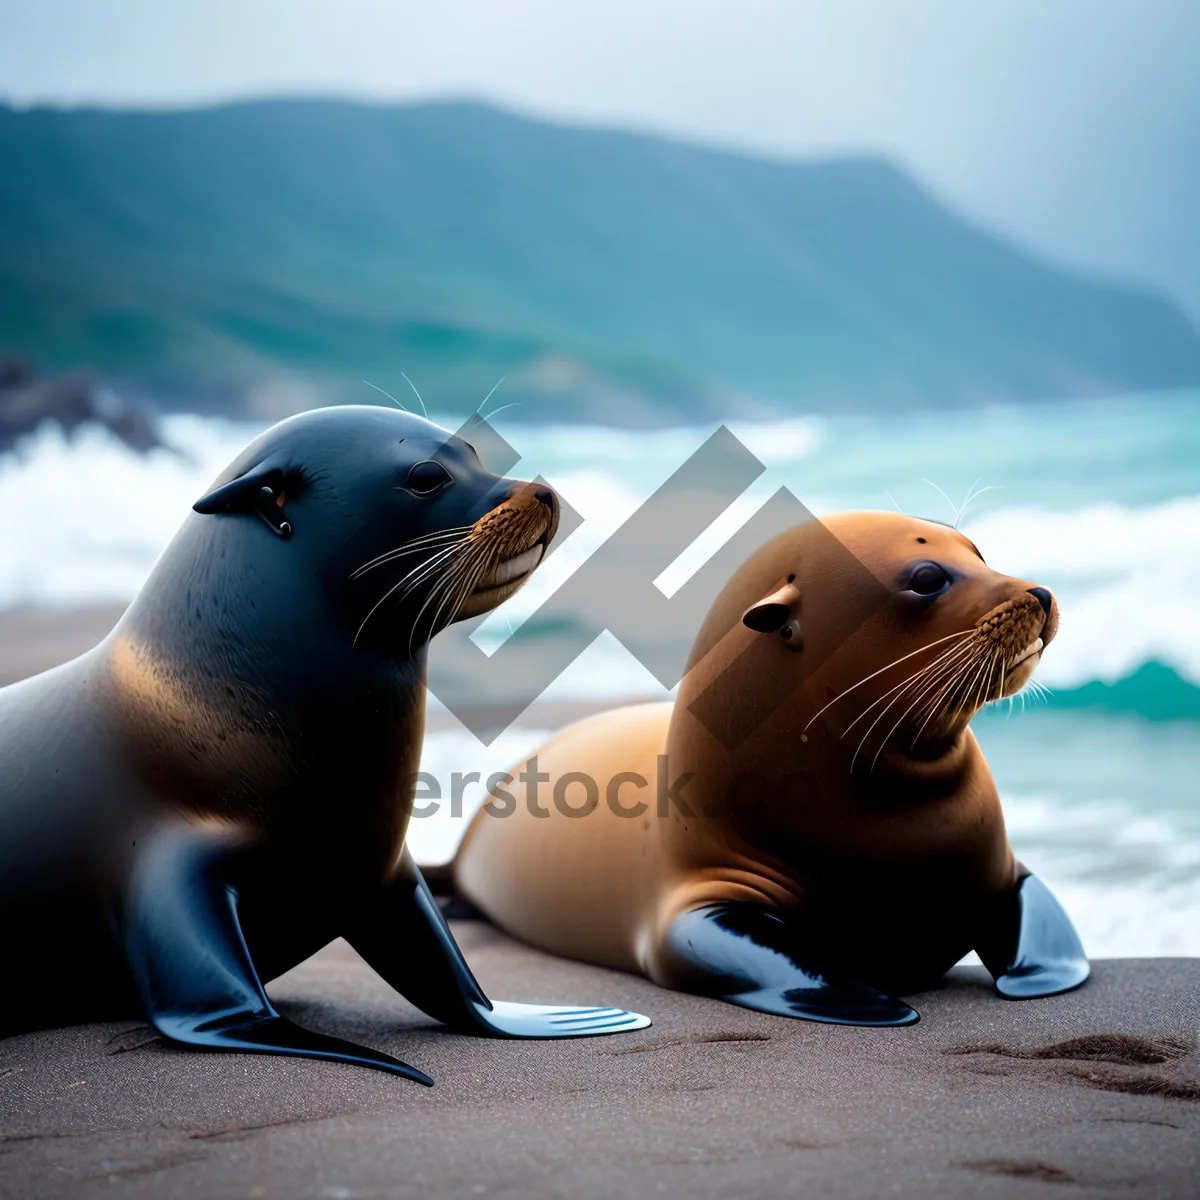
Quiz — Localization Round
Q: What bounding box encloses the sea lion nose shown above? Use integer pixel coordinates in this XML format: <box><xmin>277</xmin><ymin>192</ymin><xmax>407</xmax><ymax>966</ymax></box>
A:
<box><xmin>1027</xmin><ymin>587</ymin><xmax>1053</xmax><ymax>617</ymax></box>
<box><xmin>534</xmin><ymin>487</ymin><xmax>556</xmax><ymax>510</ymax></box>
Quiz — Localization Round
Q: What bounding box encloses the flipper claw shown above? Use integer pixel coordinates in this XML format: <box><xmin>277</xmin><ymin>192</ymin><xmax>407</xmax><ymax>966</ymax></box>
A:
<box><xmin>467</xmin><ymin>1000</ymin><xmax>651</xmax><ymax>1038</ymax></box>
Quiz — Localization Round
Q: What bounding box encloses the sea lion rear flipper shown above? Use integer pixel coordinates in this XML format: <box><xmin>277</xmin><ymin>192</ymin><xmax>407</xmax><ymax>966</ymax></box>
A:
<box><xmin>975</xmin><ymin>869</ymin><xmax>1089</xmax><ymax>999</ymax></box>
<box><xmin>663</xmin><ymin>904</ymin><xmax>918</xmax><ymax>1026</ymax></box>
<box><xmin>348</xmin><ymin>853</ymin><xmax>651</xmax><ymax>1038</ymax></box>
<box><xmin>121</xmin><ymin>825</ymin><xmax>433</xmax><ymax>1083</ymax></box>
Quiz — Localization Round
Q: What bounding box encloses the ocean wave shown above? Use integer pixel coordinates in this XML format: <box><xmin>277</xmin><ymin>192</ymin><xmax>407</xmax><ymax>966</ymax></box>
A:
<box><xmin>0</xmin><ymin>415</ymin><xmax>261</xmax><ymax>608</ymax></box>
<box><xmin>1</xmin><ymin>410</ymin><xmax>1197</xmax><ymax>707</ymax></box>
<box><xmin>966</xmin><ymin>496</ymin><xmax>1200</xmax><ymax>688</ymax></box>
<box><xmin>1002</xmin><ymin>787</ymin><xmax>1200</xmax><ymax>957</ymax></box>
<box><xmin>1044</xmin><ymin>661</ymin><xmax>1200</xmax><ymax>721</ymax></box>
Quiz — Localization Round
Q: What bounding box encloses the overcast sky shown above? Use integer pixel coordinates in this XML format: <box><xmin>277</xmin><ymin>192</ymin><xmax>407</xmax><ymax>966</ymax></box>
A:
<box><xmin>2</xmin><ymin>0</ymin><xmax>1198</xmax><ymax>316</ymax></box>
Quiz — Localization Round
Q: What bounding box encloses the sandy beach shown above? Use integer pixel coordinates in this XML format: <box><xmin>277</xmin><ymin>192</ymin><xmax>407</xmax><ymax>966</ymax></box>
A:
<box><xmin>1</xmin><ymin>936</ymin><xmax>1198</xmax><ymax>1198</ymax></box>
<box><xmin>2</xmin><ymin>606</ymin><xmax>1198</xmax><ymax>1198</ymax></box>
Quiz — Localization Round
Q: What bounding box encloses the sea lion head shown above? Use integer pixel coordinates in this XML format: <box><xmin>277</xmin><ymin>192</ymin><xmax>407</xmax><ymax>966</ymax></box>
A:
<box><xmin>191</xmin><ymin>405</ymin><xmax>558</xmax><ymax>656</ymax></box>
<box><xmin>694</xmin><ymin>510</ymin><xmax>1056</xmax><ymax>762</ymax></box>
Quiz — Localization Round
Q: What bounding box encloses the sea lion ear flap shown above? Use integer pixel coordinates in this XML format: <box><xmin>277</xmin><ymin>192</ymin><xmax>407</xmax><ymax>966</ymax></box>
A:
<box><xmin>742</xmin><ymin>600</ymin><xmax>790</xmax><ymax>633</ymax></box>
<box><xmin>193</xmin><ymin>460</ymin><xmax>294</xmax><ymax>540</ymax></box>
<box><xmin>742</xmin><ymin>581</ymin><xmax>803</xmax><ymax>650</ymax></box>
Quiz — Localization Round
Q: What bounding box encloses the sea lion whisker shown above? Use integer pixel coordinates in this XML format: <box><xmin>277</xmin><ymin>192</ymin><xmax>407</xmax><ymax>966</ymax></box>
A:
<box><xmin>438</xmin><ymin>553</ymin><xmax>492</xmax><ymax>633</ymax></box>
<box><xmin>940</xmin><ymin>659</ymin><xmax>989</xmax><ymax>730</ymax></box>
<box><xmin>922</xmin><ymin>478</ymin><xmax>961</xmax><ymax>526</ymax></box>
<box><xmin>353</xmin><ymin>541</ymin><xmax>472</xmax><ymax>647</ymax></box>
<box><xmin>350</xmin><ymin>537</ymin><xmax>468</xmax><ymax>582</ymax></box>
<box><xmin>422</xmin><ymin>541</ymin><xmax>494</xmax><ymax>624</ymax></box>
<box><xmin>408</xmin><ymin>550</ymin><xmax>489</xmax><ymax>655</ymax></box>
<box><xmin>850</xmin><ymin>641</ymin><xmax>982</xmax><ymax>772</ymax></box>
<box><xmin>383</xmin><ymin>543</ymin><xmax>474</xmax><ymax>611</ymax></box>
<box><xmin>399</xmin><ymin>371</ymin><xmax>429</xmax><ymax>420</ymax></box>
<box><xmin>868</xmin><ymin>663</ymin><xmax>964</xmax><ymax>771</ymax></box>
<box><xmin>868</xmin><ymin>648</ymin><xmax>983</xmax><ymax>773</ymax></box>
<box><xmin>839</xmin><ymin>637</ymin><xmax>981</xmax><ymax>739</ymax></box>
<box><xmin>408</xmin><ymin>570</ymin><xmax>461</xmax><ymax>657</ymax></box>
<box><xmin>909</xmin><ymin>643</ymin><xmax>991</xmax><ymax>746</ymax></box>
<box><xmin>959</xmin><ymin>648</ymin><xmax>998</xmax><ymax>719</ymax></box>
<box><xmin>359</xmin><ymin>525</ymin><xmax>471</xmax><ymax>556</ymax></box>
<box><xmin>350</xmin><ymin>532</ymin><xmax>471</xmax><ymax>581</ymax></box>
<box><xmin>481</xmin><ymin>401</ymin><xmax>521</xmax><ymax>423</ymax></box>
<box><xmin>418</xmin><ymin>541</ymin><xmax>488</xmax><ymax>626</ymax></box>
<box><xmin>849</xmin><ymin>648</ymin><xmax>974</xmax><ymax>769</ymax></box>
<box><xmin>958</xmin><ymin>481</ymin><xmax>1002</xmax><ymax>524</ymax></box>
<box><xmin>350</xmin><ymin>527</ymin><xmax>474</xmax><ymax>578</ymax></box>
<box><xmin>473</xmin><ymin>375</ymin><xmax>508</xmax><ymax>418</ymax></box>
<box><xmin>393</xmin><ymin>542</ymin><xmax>477</xmax><ymax>601</ymax></box>
<box><xmin>433</xmin><ymin>562</ymin><xmax>480</xmax><ymax>633</ymax></box>
<box><xmin>961</xmin><ymin>652</ymin><xmax>994</xmax><ymax>717</ymax></box>
<box><xmin>910</xmin><ymin>669</ymin><xmax>976</xmax><ymax>745</ymax></box>
<box><xmin>898</xmin><ymin>641</ymin><xmax>987</xmax><ymax>728</ymax></box>
<box><xmin>362</xmin><ymin>378</ymin><xmax>410</xmax><ymax>412</ymax></box>
<box><xmin>841</xmin><ymin>658</ymin><xmax>967</xmax><ymax>761</ymax></box>
<box><xmin>804</xmin><ymin>629</ymin><xmax>975</xmax><ymax>731</ymax></box>
<box><xmin>972</xmin><ymin>651</ymin><xmax>1003</xmax><ymax>714</ymax></box>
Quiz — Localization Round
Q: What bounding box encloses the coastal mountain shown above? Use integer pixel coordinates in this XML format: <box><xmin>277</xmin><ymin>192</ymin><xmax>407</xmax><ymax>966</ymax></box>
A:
<box><xmin>1</xmin><ymin>98</ymin><xmax>1198</xmax><ymax>424</ymax></box>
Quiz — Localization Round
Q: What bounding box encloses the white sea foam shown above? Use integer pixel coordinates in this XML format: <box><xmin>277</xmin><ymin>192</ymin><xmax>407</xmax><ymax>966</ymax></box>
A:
<box><xmin>0</xmin><ymin>415</ymin><xmax>261</xmax><ymax>608</ymax></box>
<box><xmin>967</xmin><ymin>497</ymin><xmax>1200</xmax><ymax>686</ymax></box>
<box><xmin>1</xmin><ymin>405</ymin><xmax>1196</xmax><ymax>958</ymax></box>
<box><xmin>1</xmin><ymin>405</ymin><xmax>1197</xmax><ymax>696</ymax></box>
<box><xmin>1003</xmin><ymin>788</ymin><xmax>1200</xmax><ymax>958</ymax></box>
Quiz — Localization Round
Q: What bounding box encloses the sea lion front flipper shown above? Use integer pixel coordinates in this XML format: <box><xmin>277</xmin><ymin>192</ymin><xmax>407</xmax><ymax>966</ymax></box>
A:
<box><xmin>348</xmin><ymin>854</ymin><xmax>651</xmax><ymax>1038</ymax></box>
<box><xmin>976</xmin><ymin>869</ymin><xmax>1089</xmax><ymax>999</ymax></box>
<box><xmin>121</xmin><ymin>825</ymin><xmax>432</xmax><ymax>1083</ymax></box>
<box><xmin>663</xmin><ymin>904</ymin><xmax>919</xmax><ymax>1026</ymax></box>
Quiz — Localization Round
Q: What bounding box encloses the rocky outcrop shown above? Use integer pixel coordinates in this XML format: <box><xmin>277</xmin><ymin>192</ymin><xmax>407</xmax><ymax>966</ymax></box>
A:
<box><xmin>0</xmin><ymin>356</ymin><xmax>167</xmax><ymax>457</ymax></box>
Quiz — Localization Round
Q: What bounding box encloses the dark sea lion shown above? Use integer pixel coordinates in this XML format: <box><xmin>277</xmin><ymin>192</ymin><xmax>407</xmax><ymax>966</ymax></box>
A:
<box><xmin>0</xmin><ymin>405</ymin><xmax>648</xmax><ymax>1083</ymax></box>
<box><xmin>451</xmin><ymin>511</ymin><xmax>1088</xmax><ymax>1025</ymax></box>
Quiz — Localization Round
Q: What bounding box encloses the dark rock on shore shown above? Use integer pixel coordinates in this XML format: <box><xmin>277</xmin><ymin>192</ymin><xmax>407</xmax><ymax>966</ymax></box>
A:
<box><xmin>0</xmin><ymin>356</ymin><xmax>167</xmax><ymax>457</ymax></box>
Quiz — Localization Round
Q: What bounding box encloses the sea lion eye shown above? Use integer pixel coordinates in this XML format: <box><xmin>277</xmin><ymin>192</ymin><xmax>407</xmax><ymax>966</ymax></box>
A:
<box><xmin>405</xmin><ymin>460</ymin><xmax>453</xmax><ymax>496</ymax></box>
<box><xmin>908</xmin><ymin>562</ymin><xmax>953</xmax><ymax>596</ymax></box>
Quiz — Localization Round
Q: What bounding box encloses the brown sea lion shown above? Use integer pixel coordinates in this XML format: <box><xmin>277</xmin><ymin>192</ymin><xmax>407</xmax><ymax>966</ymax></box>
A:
<box><xmin>450</xmin><ymin>511</ymin><xmax>1087</xmax><ymax>1024</ymax></box>
<box><xmin>0</xmin><ymin>406</ymin><xmax>648</xmax><ymax>1085</ymax></box>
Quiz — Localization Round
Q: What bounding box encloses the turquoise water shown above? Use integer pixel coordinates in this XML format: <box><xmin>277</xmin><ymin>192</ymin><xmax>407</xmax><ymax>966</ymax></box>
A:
<box><xmin>1</xmin><ymin>390</ymin><xmax>1197</xmax><ymax>954</ymax></box>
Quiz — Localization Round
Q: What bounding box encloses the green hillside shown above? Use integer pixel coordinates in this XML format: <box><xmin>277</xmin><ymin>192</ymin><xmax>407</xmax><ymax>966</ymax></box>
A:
<box><xmin>2</xmin><ymin>98</ymin><xmax>1198</xmax><ymax>423</ymax></box>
